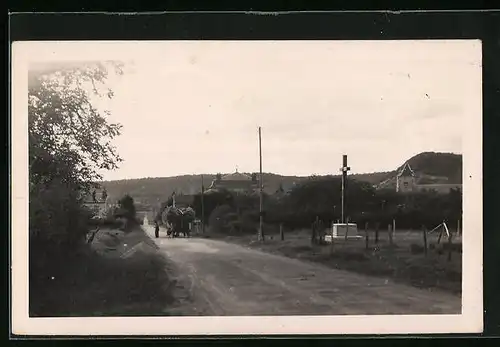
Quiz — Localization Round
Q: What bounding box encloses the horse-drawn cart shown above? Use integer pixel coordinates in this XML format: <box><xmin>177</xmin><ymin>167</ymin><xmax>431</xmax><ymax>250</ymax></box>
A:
<box><xmin>161</xmin><ymin>205</ymin><xmax>196</xmax><ymax>238</ymax></box>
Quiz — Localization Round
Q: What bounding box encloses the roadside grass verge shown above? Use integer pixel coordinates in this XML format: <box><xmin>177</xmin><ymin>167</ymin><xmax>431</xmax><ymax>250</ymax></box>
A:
<box><xmin>30</xmin><ymin>226</ymin><xmax>174</xmax><ymax>317</ymax></box>
<box><xmin>197</xmin><ymin>228</ymin><xmax>462</xmax><ymax>295</ymax></box>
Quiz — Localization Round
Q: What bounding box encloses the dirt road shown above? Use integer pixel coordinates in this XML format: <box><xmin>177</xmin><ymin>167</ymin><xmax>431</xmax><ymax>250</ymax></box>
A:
<box><xmin>144</xmin><ymin>227</ymin><xmax>461</xmax><ymax>316</ymax></box>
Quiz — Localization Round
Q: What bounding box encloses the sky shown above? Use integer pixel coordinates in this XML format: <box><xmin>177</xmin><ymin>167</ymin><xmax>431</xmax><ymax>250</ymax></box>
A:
<box><xmin>24</xmin><ymin>40</ymin><xmax>481</xmax><ymax>181</ymax></box>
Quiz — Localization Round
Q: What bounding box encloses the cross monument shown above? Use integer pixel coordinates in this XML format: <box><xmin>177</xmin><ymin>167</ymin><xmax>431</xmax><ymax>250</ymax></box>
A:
<box><xmin>340</xmin><ymin>154</ymin><xmax>350</xmax><ymax>224</ymax></box>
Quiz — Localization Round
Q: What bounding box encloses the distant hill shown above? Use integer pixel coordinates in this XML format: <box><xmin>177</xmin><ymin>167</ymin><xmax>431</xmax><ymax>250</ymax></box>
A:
<box><xmin>375</xmin><ymin>152</ymin><xmax>462</xmax><ymax>190</ymax></box>
<box><xmin>101</xmin><ymin>173</ymin><xmax>308</xmax><ymax>208</ymax></box>
<box><xmin>101</xmin><ymin>152</ymin><xmax>462</xmax><ymax>208</ymax></box>
<box><xmin>402</xmin><ymin>152</ymin><xmax>462</xmax><ymax>183</ymax></box>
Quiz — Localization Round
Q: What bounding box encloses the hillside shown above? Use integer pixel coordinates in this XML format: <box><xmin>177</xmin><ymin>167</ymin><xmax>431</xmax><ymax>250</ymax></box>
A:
<box><xmin>101</xmin><ymin>173</ymin><xmax>309</xmax><ymax>207</ymax></box>
<box><xmin>375</xmin><ymin>152</ymin><xmax>462</xmax><ymax>190</ymax></box>
<box><xmin>402</xmin><ymin>152</ymin><xmax>462</xmax><ymax>184</ymax></box>
<box><xmin>101</xmin><ymin>152</ymin><xmax>462</xmax><ymax>208</ymax></box>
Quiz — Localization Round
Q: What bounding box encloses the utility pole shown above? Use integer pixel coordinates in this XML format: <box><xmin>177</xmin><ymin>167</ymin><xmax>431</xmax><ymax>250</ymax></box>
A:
<box><xmin>201</xmin><ymin>174</ymin><xmax>205</xmax><ymax>234</ymax></box>
<box><xmin>258</xmin><ymin>126</ymin><xmax>264</xmax><ymax>242</ymax></box>
<box><xmin>340</xmin><ymin>154</ymin><xmax>350</xmax><ymax>224</ymax></box>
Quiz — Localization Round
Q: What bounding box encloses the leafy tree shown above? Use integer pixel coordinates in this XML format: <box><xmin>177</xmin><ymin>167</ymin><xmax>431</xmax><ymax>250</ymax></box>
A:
<box><xmin>29</xmin><ymin>61</ymin><xmax>125</xmax><ymax>316</ymax></box>
<box><xmin>278</xmin><ymin>176</ymin><xmax>378</xmax><ymax>226</ymax></box>
<box><xmin>192</xmin><ymin>188</ymin><xmax>235</xmax><ymax>221</ymax></box>
<box><xmin>118</xmin><ymin>194</ymin><xmax>136</xmax><ymax>221</ymax></box>
<box><xmin>208</xmin><ymin>204</ymin><xmax>235</xmax><ymax>233</ymax></box>
<box><xmin>101</xmin><ymin>188</ymin><xmax>108</xmax><ymax>201</ymax></box>
<box><xmin>29</xmin><ymin>61</ymin><xmax>124</xmax><ymax>193</ymax></box>
<box><xmin>261</xmin><ymin>173</ymin><xmax>462</xmax><ymax>230</ymax></box>
<box><xmin>29</xmin><ymin>61</ymin><xmax>124</xmax><ymax>249</ymax></box>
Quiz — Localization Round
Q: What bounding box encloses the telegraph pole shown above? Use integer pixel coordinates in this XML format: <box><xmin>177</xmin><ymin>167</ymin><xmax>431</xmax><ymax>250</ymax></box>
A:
<box><xmin>258</xmin><ymin>127</ymin><xmax>264</xmax><ymax>241</ymax></box>
<box><xmin>201</xmin><ymin>174</ymin><xmax>205</xmax><ymax>234</ymax></box>
<box><xmin>340</xmin><ymin>154</ymin><xmax>350</xmax><ymax>224</ymax></box>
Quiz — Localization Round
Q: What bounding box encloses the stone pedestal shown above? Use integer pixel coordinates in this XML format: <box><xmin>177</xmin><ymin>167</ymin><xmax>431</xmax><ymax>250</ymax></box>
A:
<box><xmin>330</xmin><ymin>223</ymin><xmax>361</xmax><ymax>239</ymax></box>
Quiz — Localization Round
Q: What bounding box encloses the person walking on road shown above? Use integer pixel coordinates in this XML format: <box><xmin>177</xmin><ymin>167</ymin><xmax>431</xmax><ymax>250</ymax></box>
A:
<box><xmin>154</xmin><ymin>221</ymin><xmax>160</xmax><ymax>238</ymax></box>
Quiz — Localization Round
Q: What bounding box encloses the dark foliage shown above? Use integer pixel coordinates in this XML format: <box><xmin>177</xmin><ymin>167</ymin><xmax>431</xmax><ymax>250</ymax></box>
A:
<box><xmin>197</xmin><ymin>176</ymin><xmax>462</xmax><ymax>233</ymax></box>
<box><xmin>192</xmin><ymin>188</ymin><xmax>235</xmax><ymax>222</ymax></box>
<box><xmin>28</xmin><ymin>61</ymin><xmax>124</xmax><ymax>312</ymax></box>
<box><xmin>402</xmin><ymin>152</ymin><xmax>462</xmax><ymax>183</ymax></box>
<box><xmin>118</xmin><ymin>194</ymin><xmax>137</xmax><ymax>221</ymax></box>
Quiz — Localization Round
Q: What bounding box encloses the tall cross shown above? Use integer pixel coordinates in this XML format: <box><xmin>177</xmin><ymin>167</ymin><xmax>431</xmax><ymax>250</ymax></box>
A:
<box><xmin>340</xmin><ymin>154</ymin><xmax>350</xmax><ymax>224</ymax></box>
<box><xmin>201</xmin><ymin>175</ymin><xmax>205</xmax><ymax>233</ymax></box>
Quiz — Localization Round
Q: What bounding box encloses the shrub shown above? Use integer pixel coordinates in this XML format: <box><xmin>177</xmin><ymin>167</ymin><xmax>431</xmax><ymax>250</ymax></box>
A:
<box><xmin>29</xmin><ymin>179</ymin><xmax>90</xmax><ymax>251</ymax></box>
<box><xmin>227</xmin><ymin>220</ymin><xmax>242</xmax><ymax>234</ymax></box>
<box><xmin>442</xmin><ymin>243</ymin><xmax>462</xmax><ymax>253</ymax></box>
<box><xmin>118</xmin><ymin>194</ymin><xmax>136</xmax><ymax>221</ymax></box>
<box><xmin>208</xmin><ymin>205</ymin><xmax>235</xmax><ymax>233</ymax></box>
<box><xmin>410</xmin><ymin>243</ymin><xmax>425</xmax><ymax>254</ymax></box>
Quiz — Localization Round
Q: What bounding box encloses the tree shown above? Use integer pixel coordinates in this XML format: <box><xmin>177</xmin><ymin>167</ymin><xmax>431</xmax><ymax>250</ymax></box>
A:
<box><xmin>278</xmin><ymin>176</ymin><xmax>379</xmax><ymax>226</ymax></box>
<box><xmin>101</xmin><ymin>188</ymin><xmax>108</xmax><ymax>202</ymax></box>
<box><xmin>208</xmin><ymin>204</ymin><xmax>235</xmax><ymax>233</ymax></box>
<box><xmin>29</xmin><ymin>61</ymin><xmax>124</xmax><ymax>247</ymax></box>
<box><xmin>192</xmin><ymin>188</ymin><xmax>235</xmax><ymax>221</ymax></box>
<box><xmin>29</xmin><ymin>61</ymin><xmax>124</xmax><ymax>193</ymax></box>
<box><xmin>118</xmin><ymin>194</ymin><xmax>136</xmax><ymax>221</ymax></box>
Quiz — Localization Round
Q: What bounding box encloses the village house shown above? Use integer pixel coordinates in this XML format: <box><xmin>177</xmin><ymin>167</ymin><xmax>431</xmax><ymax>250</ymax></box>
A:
<box><xmin>205</xmin><ymin>169</ymin><xmax>260</xmax><ymax>195</ymax></box>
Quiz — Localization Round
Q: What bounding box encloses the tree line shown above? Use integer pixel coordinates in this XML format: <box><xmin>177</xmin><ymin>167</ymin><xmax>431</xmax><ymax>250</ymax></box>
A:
<box><xmin>181</xmin><ymin>175</ymin><xmax>462</xmax><ymax>234</ymax></box>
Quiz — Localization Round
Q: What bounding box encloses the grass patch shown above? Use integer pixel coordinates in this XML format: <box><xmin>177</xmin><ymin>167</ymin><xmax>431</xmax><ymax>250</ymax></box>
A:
<box><xmin>199</xmin><ymin>228</ymin><xmax>462</xmax><ymax>294</ymax></box>
<box><xmin>30</xmin><ymin>227</ymin><xmax>174</xmax><ymax>317</ymax></box>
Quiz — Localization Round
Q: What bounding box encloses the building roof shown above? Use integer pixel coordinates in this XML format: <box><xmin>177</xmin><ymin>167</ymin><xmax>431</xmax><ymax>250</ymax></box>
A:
<box><xmin>220</xmin><ymin>172</ymin><xmax>252</xmax><ymax>181</ymax></box>
<box><xmin>397</xmin><ymin>162</ymin><xmax>415</xmax><ymax>177</ymax></box>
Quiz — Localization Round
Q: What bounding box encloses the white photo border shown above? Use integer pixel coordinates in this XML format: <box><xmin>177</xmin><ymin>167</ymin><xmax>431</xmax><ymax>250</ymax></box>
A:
<box><xmin>11</xmin><ymin>40</ymin><xmax>483</xmax><ymax>336</ymax></box>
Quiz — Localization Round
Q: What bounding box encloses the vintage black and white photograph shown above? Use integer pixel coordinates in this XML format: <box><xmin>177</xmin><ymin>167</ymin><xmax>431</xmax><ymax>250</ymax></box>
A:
<box><xmin>11</xmin><ymin>40</ymin><xmax>482</xmax><ymax>335</ymax></box>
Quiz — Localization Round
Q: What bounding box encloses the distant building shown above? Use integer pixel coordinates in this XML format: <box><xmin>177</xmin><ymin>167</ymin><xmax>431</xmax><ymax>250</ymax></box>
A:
<box><xmin>81</xmin><ymin>187</ymin><xmax>112</xmax><ymax>217</ymax></box>
<box><xmin>394</xmin><ymin>162</ymin><xmax>462</xmax><ymax>194</ymax></box>
<box><xmin>396</xmin><ymin>162</ymin><xmax>416</xmax><ymax>193</ymax></box>
<box><xmin>206</xmin><ymin>169</ymin><xmax>259</xmax><ymax>194</ymax></box>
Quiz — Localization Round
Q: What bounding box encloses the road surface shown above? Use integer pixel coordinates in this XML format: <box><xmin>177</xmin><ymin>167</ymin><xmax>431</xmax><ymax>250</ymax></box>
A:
<box><xmin>144</xmin><ymin>226</ymin><xmax>461</xmax><ymax>316</ymax></box>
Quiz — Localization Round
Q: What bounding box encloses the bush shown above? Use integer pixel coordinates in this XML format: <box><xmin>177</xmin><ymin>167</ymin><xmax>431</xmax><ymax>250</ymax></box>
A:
<box><xmin>410</xmin><ymin>244</ymin><xmax>425</xmax><ymax>254</ymax></box>
<box><xmin>442</xmin><ymin>243</ymin><xmax>462</xmax><ymax>253</ymax></box>
<box><xmin>29</xmin><ymin>179</ymin><xmax>94</xmax><ymax>294</ymax></box>
<box><xmin>90</xmin><ymin>206</ymin><xmax>122</xmax><ymax>229</ymax></box>
<box><xmin>227</xmin><ymin>220</ymin><xmax>242</xmax><ymax>234</ymax></box>
<box><xmin>208</xmin><ymin>205</ymin><xmax>235</xmax><ymax>233</ymax></box>
<box><xmin>30</xmin><ymin>179</ymin><xmax>90</xmax><ymax>251</ymax></box>
<box><xmin>118</xmin><ymin>194</ymin><xmax>136</xmax><ymax>221</ymax></box>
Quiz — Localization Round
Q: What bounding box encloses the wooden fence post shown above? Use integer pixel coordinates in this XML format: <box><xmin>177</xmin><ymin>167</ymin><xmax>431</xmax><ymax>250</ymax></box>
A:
<box><xmin>311</xmin><ymin>222</ymin><xmax>316</xmax><ymax>245</ymax></box>
<box><xmin>437</xmin><ymin>227</ymin><xmax>443</xmax><ymax>245</ymax></box>
<box><xmin>392</xmin><ymin>218</ymin><xmax>396</xmax><ymax>242</ymax></box>
<box><xmin>447</xmin><ymin>231</ymin><xmax>453</xmax><ymax>262</ymax></box>
<box><xmin>344</xmin><ymin>217</ymin><xmax>350</xmax><ymax>241</ymax></box>
<box><xmin>375</xmin><ymin>222</ymin><xmax>380</xmax><ymax>244</ymax></box>
<box><xmin>365</xmin><ymin>222</ymin><xmax>369</xmax><ymax>250</ymax></box>
<box><xmin>388</xmin><ymin>224</ymin><xmax>393</xmax><ymax>246</ymax></box>
<box><xmin>422</xmin><ymin>225</ymin><xmax>428</xmax><ymax>256</ymax></box>
<box><xmin>330</xmin><ymin>222</ymin><xmax>335</xmax><ymax>254</ymax></box>
<box><xmin>280</xmin><ymin>223</ymin><xmax>284</xmax><ymax>241</ymax></box>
